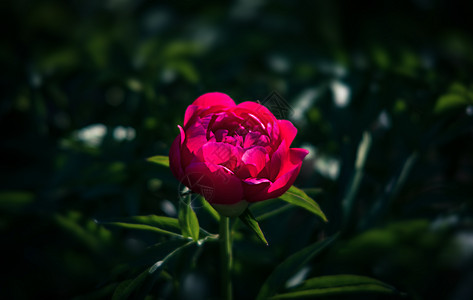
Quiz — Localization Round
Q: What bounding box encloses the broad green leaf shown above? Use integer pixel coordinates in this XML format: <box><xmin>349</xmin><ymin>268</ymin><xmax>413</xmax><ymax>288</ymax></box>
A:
<box><xmin>147</xmin><ymin>155</ymin><xmax>169</xmax><ymax>167</ymax></box>
<box><xmin>278</xmin><ymin>186</ymin><xmax>327</xmax><ymax>222</ymax></box>
<box><xmin>256</xmin><ymin>234</ymin><xmax>339</xmax><ymax>300</ymax></box>
<box><xmin>178</xmin><ymin>195</ymin><xmax>200</xmax><ymax>241</ymax></box>
<box><xmin>270</xmin><ymin>284</ymin><xmax>399</xmax><ymax>299</ymax></box>
<box><xmin>239</xmin><ymin>208</ymin><xmax>268</xmax><ymax>245</ymax></box>
<box><xmin>291</xmin><ymin>274</ymin><xmax>399</xmax><ymax>291</ymax></box>
<box><xmin>112</xmin><ymin>269</ymin><xmax>148</xmax><ymax>300</ymax></box>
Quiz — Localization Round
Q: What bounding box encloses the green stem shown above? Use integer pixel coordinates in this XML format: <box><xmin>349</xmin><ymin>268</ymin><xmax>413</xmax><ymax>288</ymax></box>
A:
<box><xmin>219</xmin><ymin>216</ymin><xmax>233</xmax><ymax>300</ymax></box>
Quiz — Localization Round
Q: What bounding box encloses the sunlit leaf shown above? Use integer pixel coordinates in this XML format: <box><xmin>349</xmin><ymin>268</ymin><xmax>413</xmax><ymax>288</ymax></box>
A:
<box><xmin>239</xmin><ymin>208</ymin><xmax>268</xmax><ymax>245</ymax></box>
<box><xmin>178</xmin><ymin>195</ymin><xmax>200</xmax><ymax>241</ymax></box>
<box><xmin>101</xmin><ymin>222</ymin><xmax>183</xmax><ymax>238</ymax></box>
<box><xmin>256</xmin><ymin>234</ymin><xmax>339</xmax><ymax>300</ymax></box>
<box><xmin>270</xmin><ymin>273</ymin><xmax>401</xmax><ymax>298</ymax></box>
<box><xmin>199</xmin><ymin>196</ymin><xmax>220</xmax><ymax>222</ymax></box>
<box><xmin>434</xmin><ymin>94</ymin><xmax>470</xmax><ymax>113</ymax></box>
<box><xmin>147</xmin><ymin>155</ymin><xmax>169</xmax><ymax>167</ymax></box>
<box><xmin>108</xmin><ymin>215</ymin><xmax>181</xmax><ymax>232</ymax></box>
<box><xmin>98</xmin><ymin>215</ymin><xmax>182</xmax><ymax>238</ymax></box>
<box><xmin>278</xmin><ymin>186</ymin><xmax>327</xmax><ymax>222</ymax></box>
<box><xmin>434</xmin><ymin>83</ymin><xmax>473</xmax><ymax>114</ymax></box>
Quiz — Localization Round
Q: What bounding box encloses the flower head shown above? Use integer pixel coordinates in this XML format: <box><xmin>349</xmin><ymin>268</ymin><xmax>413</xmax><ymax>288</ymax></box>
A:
<box><xmin>169</xmin><ymin>92</ymin><xmax>308</xmax><ymax>216</ymax></box>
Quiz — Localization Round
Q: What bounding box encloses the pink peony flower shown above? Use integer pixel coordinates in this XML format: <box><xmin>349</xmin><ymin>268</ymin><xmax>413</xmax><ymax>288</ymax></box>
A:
<box><xmin>169</xmin><ymin>92</ymin><xmax>308</xmax><ymax>216</ymax></box>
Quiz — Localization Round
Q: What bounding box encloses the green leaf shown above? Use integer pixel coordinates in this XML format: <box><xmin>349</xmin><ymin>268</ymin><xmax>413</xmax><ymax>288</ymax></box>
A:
<box><xmin>256</xmin><ymin>204</ymin><xmax>293</xmax><ymax>222</ymax></box>
<box><xmin>178</xmin><ymin>195</ymin><xmax>200</xmax><ymax>241</ymax></box>
<box><xmin>294</xmin><ymin>274</ymin><xmax>398</xmax><ymax>290</ymax></box>
<box><xmin>270</xmin><ymin>274</ymin><xmax>400</xmax><ymax>299</ymax></box>
<box><xmin>239</xmin><ymin>208</ymin><xmax>268</xmax><ymax>245</ymax></box>
<box><xmin>112</xmin><ymin>269</ymin><xmax>148</xmax><ymax>300</ymax></box>
<box><xmin>434</xmin><ymin>94</ymin><xmax>470</xmax><ymax>113</ymax></box>
<box><xmin>270</xmin><ymin>285</ymin><xmax>397</xmax><ymax>299</ymax></box>
<box><xmin>199</xmin><ymin>196</ymin><xmax>221</xmax><ymax>222</ymax></box>
<box><xmin>101</xmin><ymin>222</ymin><xmax>183</xmax><ymax>238</ymax></box>
<box><xmin>250</xmin><ymin>198</ymin><xmax>291</xmax><ymax>221</ymax></box>
<box><xmin>301</xmin><ymin>188</ymin><xmax>323</xmax><ymax>196</ymax></box>
<box><xmin>256</xmin><ymin>234</ymin><xmax>339</xmax><ymax>300</ymax></box>
<box><xmin>278</xmin><ymin>186</ymin><xmax>327</xmax><ymax>222</ymax></box>
<box><xmin>147</xmin><ymin>155</ymin><xmax>169</xmax><ymax>167</ymax></box>
<box><xmin>99</xmin><ymin>215</ymin><xmax>183</xmax><ymax>237</ymax></box>
<box><xmin>107</xmin><ymin>215</ymin><xmax>181</xmax><ymax>232</ymax></box>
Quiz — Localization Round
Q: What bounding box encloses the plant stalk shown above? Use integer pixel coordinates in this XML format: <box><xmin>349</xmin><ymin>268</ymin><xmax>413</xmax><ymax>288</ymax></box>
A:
<box><xmin>219</xmin><ymin>216</ymin><xmax>233</xmax><ymax>300</ymax></box>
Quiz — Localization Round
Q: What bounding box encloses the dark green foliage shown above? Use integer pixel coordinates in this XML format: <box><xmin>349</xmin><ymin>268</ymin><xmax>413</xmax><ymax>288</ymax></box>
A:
<box><xmin>2</xmin><ymin>0</ymin><xmax>473</xmax><ymax>299</ymax></box>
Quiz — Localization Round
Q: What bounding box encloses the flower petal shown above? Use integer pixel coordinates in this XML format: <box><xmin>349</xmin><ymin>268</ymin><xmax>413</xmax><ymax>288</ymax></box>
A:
<box><xmin>235</xmin><ymin>164</ymin><xmax>257</xmax><ymax>179</ymax></box>
<box><xmin>268</xmin><ymin>148</ymin><xmax>309</xmax><ymax>194</ymax></box>
<box><xmin>234</xmin><ymin>101</ymin><xmax>277</xmax><ymax>127</ymax></box>
<box><xmin>184</xmin><ymin>94</ymin><xmax>236</xmax><ymax>128</ymax></box>
<box><xmin>183</xmin><ymin>105</ymin><xmax>200</xmax><ymax>128</ymax></box>
<box><xmin>215</xmin><ymin>129</ymin><xmax>229</xmax><ymax>142</ymax></box>
<box><xmin>244</xmin><ymin>148</ymin><xmax>308</xmax><ymax>201</ymax></box>
<box><xmin>269</xmin><ymin>142</ymin><xmax>288</xmax><ymax>181</ymax></box>
<box><xmin>184</xmin><ymin>162</ymin><xmax>243</xmax><ymax>205</ymax></box>
<box><xmin>192</xmin><ymin>92</ymin><xmax>236</xmax><ymax>108</ymax></box>
<box><xmin>202</xmin><ymin>142</ymin><xmax>242</xmax><ymax>170</ymax></box>
<box><xmin>242</xmin><ymin>178</ymin><xmax>272</xmax><ymax>202</ymax></box>
<box><xmin>169</xmin><ymin>125</ymin><xmax>185</xmax><ymax>180</ymax></box>
<box><xmin>243</xmin><ymin>131</ymin><xmax>261</xmax><ymax>148</ymax></box>
<box><xmin>266</xmin><ymin>164</ymin><xmax>301</xmax><ymax>198</ymax></box>
<box><xmin>278</xmin><ymin>119</ymin><xmax>297</xmax><ymax>148</ymax></box>
<box><xmin>241</xmin><ymin>146</ymin><xmax>267</xmax><ymax>177</ymax></box>
<box><xmin>184</xmin><ymin>118</ymin><xmax>208</xmax><ymax>154</ymax></box>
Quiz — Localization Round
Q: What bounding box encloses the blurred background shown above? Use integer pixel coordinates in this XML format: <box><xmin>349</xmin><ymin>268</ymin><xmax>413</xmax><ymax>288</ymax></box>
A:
<box><xmin>1</xmin><ymin>0</ymin><xmax>473</xmax><ymax>299</ymax></box>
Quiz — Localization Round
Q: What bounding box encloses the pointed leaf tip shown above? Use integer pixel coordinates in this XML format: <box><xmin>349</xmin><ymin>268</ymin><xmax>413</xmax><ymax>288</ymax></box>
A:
<box><xmin>178</xmin><ymin>195</ymin><xmax>200</xmax><ymax>242</ymax></box>
<box><xmin>239</xmin><ymin>208</ymin><xmax>269</xmax><ymax>245</ymax></box>
<box><xmin>278</xmin><ymin>186</ymin><xmax>327</xmax><ymax>222</ymax></box>
<box><xmin>147</xmin><ymin>155</ymin><xmax>170</xmax><ymax>168</ymax></box>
